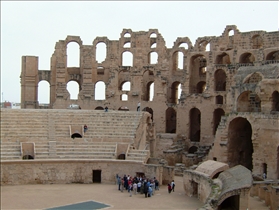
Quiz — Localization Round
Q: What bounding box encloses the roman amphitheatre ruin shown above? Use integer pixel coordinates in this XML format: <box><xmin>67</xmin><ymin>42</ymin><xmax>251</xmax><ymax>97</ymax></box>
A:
<box><xmin>1</xmin><ymin>25</ymin><xmax>279</xmax><ymax>209</ymax></box>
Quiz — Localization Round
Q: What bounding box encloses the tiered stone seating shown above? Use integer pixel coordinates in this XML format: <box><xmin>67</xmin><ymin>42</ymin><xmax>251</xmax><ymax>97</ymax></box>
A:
<box><xmin>1</xmin><ymin>108</ymin><xmax>148</xmax><ymax>161</ymax></box>
<box><xmin>0</xmin><ymin>109</ymin><xmax>49</xmax><ymax>142</ymax></box>
<box><xmin>0</xmin><ymin>142</ymin><xmax>21</xmax><ymax>160</ymax></box>
<box><xmin>126</xmin><ymin>146</ymin><xmax>150</xmax><ymax>163</ymax></box>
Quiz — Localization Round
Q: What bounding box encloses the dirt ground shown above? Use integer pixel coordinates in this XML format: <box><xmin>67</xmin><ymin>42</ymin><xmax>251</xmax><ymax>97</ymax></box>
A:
<box><xmin>0</xmin><ymin>176</ymin><xmax>269</xmax><ymax>210</ymax></box>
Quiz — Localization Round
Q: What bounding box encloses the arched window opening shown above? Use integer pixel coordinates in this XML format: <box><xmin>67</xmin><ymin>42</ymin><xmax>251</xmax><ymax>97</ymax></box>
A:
<box><xmin>239</xmin><ymin>53</ymin><xmax>255</xmax><ymax>64</ymax></box>
<box><xmin>122</xmin><ymin>51</ymin><xmax>133</xmax><ymax>66</ymax></box>
<box><xmin>205</xmin><ymin>43</ymin><xmax>210</xmax><ymax>51</ymax></box>
<box><xmin>67</xmin><ymin>42</ymin><xmax>79</xmax><ymax>67</ymax></box>
<box><xmin>266</xmin><ymin>51</ymin><xmax>279</xmax><ymax>61</ymax></box>
<box><xmin>67</xmin><ymin>81</ymin><xmax>80</xmax><ymax>100</ymax></box>
<box><xmin>121</xmin><ymin>94</ymin><xmax>128</xmax><ymax>101</ymax></box>
<box><xmin>228</xmin><ymin>29</ymin><xmax>234</xmax><ymax>36</ymax></box>
<box><xmin>96</xmin><ymin>42</ymin><xmax>107</xmax><ymax>63</ymax></box>
<box><xmin>95</xmin><ymin>81</ymin><xmax>106</xmax><ymax>100</ymax></box>
<box><xmin>166</xmin><ymin>107</ymin><xmax>176</xmax><ymax>133</ymax></box>
<box><xmin>188</xmin><ymin>146</ymin><xmax>198</xmax><ymax>154</ymax></box>
<box><xmin>189</xmin><ymin>108</ymin><xmax>201</xmax><ymax>142</ymax></box>
<box><xmin>199</xmin><ymin>41</ymin><xmax>208</xmax><ymax>51</ymax></box>
<box><xmin>149</xmin><ymin>52</ymin><xmax>158</xmax><ymax>64</ymax></box>
<box><xmin>189</xmin><ymin>55</ymin><xmax>207</xmax><ymax>94</ymax></box>
<box><xmin>213</xmin><ymin>108</ymin><xmax>225</xmax><ymax>135</ymax></box>
<box><xmin>216</xmin><ymin>95</ymin><xmax>224</xmax><ymax>104</ymax></box>
<box><xmin>216</xmin><ymin>53</ymin><xmax>231</xmax><ymax>64</ymax></box>
<box><xmin>172</xmin><ymin>51</ymin><xmax>184</xmax><ymax>70</ymax></box>
<box><xmin>38</xmin><ymin>80</ymin><xmax>50</xmax><ymax>104</ymax></box>
<box><xmin>228</xmin><ymin>117</ymin><xmax>253</xmax><ymax>170</ymax></box>
<box><xmin>252</xmin><ymin>35</ymin><xmax>263</xmax><ymax>49</ymax></box>
<box><xmin>150</xmin><ymin>43</ymin><xmax>157</xmax><ymax>48</ymax></box>
<box><xmin>122</xmin><ymin>81</ymin><xmax>131</xmax><ymax>91</ymax></box>
<box><xmin>179</xmin><ymin>42</ymin><xmax>188</xmax><ymax>50</ymax></box>
<box><xmin>124</xmin><ymin>33</ymin><xmax>131</xmax><ymax>38</ymax></box>
<box><xmin>214</xmin><ymin>69</ymin><xmax>226</xmax><ymax>91</ymax></box>
<box><xmin>237</xmin><ymin>91</ymin><xmax>261</xmax><ymax>112</ymax></box>
<box><xmin>123</xmin><ymin>42</ymin><xmax>131</xmax><ymax>48</ymax></box>
<box><xmin>150</xmin><ymin>33</ymin><xmax>157</xmax><ymax>38</ymax></box>
<box><xmin>272</xmin><ymin>91</ymin><xmax>279</xmax><ymax>111</ymax></box>
<box><xmin>168</xmin><ymin>82</ymin><xmax>182</xmax><ymax>104</ymax></box>
<box><xmin>197</xmin><ymin>81</ymin><xmax>206</xmax><ymax>93</ymax></box>
<box><xmin>149</xmin><ymin>82</ymin><xmax>154</xmax><ymax>101</ymax></box>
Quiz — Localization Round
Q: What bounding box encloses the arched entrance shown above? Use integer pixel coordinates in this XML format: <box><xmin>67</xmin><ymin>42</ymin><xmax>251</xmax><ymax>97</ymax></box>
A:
<box><xmin>189</xmin><ymin>108</ymin><xmax>201</xmax><ymax>142</ymax></box>
<box><xmin>165</xmin><ymin>107</ymin><xmax>176</xmax><ymax>133</ymax></box>
<box><xmin>228</xmin><ymin>117</ymin><xmax>253</xmax><ymax>170</ymax></box>
<box><xmin>71</xmin><ymin>133</ymin><xmax>82</xmax><ymax>139</ymax></box>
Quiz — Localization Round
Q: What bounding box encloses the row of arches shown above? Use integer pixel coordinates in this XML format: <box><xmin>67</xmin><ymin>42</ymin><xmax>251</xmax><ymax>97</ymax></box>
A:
<box><xmin>66</xmin><ymin>40</ymin><xmax>278</xmax><ymax>70</ymax></box>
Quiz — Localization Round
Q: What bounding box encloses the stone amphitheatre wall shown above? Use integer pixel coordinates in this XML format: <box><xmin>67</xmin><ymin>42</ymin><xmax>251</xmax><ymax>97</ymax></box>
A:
<box><xmin>19</xmin><ymin>25</ymin><xmax>279</xmax><ymax>181</ymax></box>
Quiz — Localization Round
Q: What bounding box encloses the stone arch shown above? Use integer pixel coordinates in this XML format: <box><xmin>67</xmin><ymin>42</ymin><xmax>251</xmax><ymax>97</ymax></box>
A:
<box><xmin>251</xmin><ymin>34</ymin><xmax>263</xmax><ymax>49</ymax></box>
<box><xmin>213</xmin><ymin>108</ymin><xmax>225</xmax><ymax>135</ymax></box>
<box><xmin>172</xmin><ymin>51</ymin><xmax>184</xmax><ymax>71</ymax></box>
<box><xmin>197</xmin><ymin>81</ymin><xmax>206</xmax><ymax>93</ymax></box>
<box><xmin>237</xmin><ymin>91</ymin><xmax>261</xmax><ymax>112</ymax></box>
<box><xmin>189</xmin><ymin>54</ymin><xmax>207</xmax><ymax>94</ymax></box>
<box><xmin>218</xmin><ymin>195</ymin><xmax>240</xmax><ymax>209</ymax></box>
<box><xmin>148</xmin><ymin>51</ymin><xmax>158</xmax><ymax>64</ymax></box>
<box><xmin>123</xmin><ymin>41</ymin><xmax>131</xmax><ymax>48</ymax></box>
<box><xmin>198</xmin><ymin>40</ymin><xmax>210</xmax><ymax>52</ymax></box>
<box><xmin>189</xmin><ymin>108</ymin><xmax>201</xmax><ymax>142</ymax></box>
<box><xmin>167</xmin><ymin>82</ymin><xmax>181</xmax><ymax>104</ymax></box>
<box><xmin>71</xmin><ymin>133</ymin><xmax>82</xmax><ymax>139</ymax></box>
<box><xmin>142</xmin><ymin>107</ymin><xmax>154</xmax><ymax>121</ymax></box>
<box><xmin>95</xmin><ymin>106</ymin><xmax>104</xmax><ymax>110</ymax></box>
<box><xmin>214</xmin><ymin>69</ymin><xmax>226</xmax><ymax>91</ymax></box>
<box><xmin>96</xmin><ymin>42</ymin><xmax>107</xmax><ymax>63</ymax></box>
<box><xmin>272</xmin><ymin>91</ymin><xmax>279</xmax><ymax>111</ymax></box>
<box><xmin>122</xmin><ymin>51</ymin><xmax>133</xmax><ymax>66</ymax></box>
<box><xmin>142</xmin><ymin>70</ymin><xmax>154</xmax><ymax>101</ymax></box>
<box><xmin>215</xmin><ymin>52</ymin><xmax>231</xmax><ymax>64</ymax></box>
<box><xmin>67</xmin><ymin>41</ymin><xmax>80</xmax><ymax>67</ymax></box>
<box><xmin>38</xmin><ymin>80</ymin><xmax>50</xmax><ymax>104</ymax></box>
<box><xmin>188</xmin><ymin>146</ymin><xmax>198</xmax><ymax>154</ymax></box>
<box><xmin>67</xmin><ymin>80</ymin><xmax>80</xmax><ymax>100</ymax></box>
<box><xmin>228</xmin><ymin>117</ymin><xmax>253</xmax><ymax>170</ymax></box>
<box><xmin>165</xmin><ymin>107</ymin><xmax>176</xmax><ymax>133</ymax></box>
<box><xmin>95</xmin><ymin>81</ymin><xmax>106</xmax><ymax>100</ymax></box>
<box><xmin>266</xmin><ymin>50</ymin><xmax>279</xmax><ymax>61</ymax></box>
<box><xmin>239</xmin><ymin>52</ymin><xmax>255</xmax><ymax>63</ymax></box>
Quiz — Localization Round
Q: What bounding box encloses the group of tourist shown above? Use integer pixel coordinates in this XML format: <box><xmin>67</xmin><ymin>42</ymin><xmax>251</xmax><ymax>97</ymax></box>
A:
<box><xmin>116</xmin><ymin>174</ymin><xmax>159</xmax><ymax>198</ymax></box>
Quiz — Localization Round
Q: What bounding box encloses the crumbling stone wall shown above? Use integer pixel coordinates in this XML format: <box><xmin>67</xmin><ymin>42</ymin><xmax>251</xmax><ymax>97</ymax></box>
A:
<box><xmin>20</xmin><ymin>25</ymin><xmax>279</xmax><ymax>179</ymax></box>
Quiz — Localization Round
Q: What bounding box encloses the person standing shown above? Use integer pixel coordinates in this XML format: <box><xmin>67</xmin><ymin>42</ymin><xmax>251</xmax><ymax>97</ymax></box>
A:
<box><xmin>117</xmin><ymin>176</ymin><xmax>121</xmax><ymax>191</ymax></box>
<box><xmin>137</xmin><ymin>102</ymin><xmax>141</xmax><ymax>111</ymax></box>
<box><xmin>171</xmin><ymin>180</ymin><xmax>175</xmax><ymax>192</ymax></box>
<box><xmin>168</xmin><ymin>183</ymin><xmax>172</xmax><ymax>193</ymax></box>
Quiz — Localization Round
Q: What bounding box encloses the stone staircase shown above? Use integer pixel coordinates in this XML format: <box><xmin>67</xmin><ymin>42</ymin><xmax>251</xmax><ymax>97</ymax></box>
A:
<box><xmin>126</xmin><ymin>146</ymin><xmax>150</xmax><ymax>163</ymax></box>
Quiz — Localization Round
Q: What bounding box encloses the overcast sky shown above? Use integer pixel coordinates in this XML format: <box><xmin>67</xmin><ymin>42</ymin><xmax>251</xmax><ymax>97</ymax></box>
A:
<box><xmin>1</xmin><ymin>1</ymin><xmax>278</xmax><ymax>103</ymax></box>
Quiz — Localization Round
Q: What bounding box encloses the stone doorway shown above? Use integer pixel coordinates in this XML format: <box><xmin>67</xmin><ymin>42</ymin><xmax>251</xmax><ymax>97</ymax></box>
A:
<box><xmin>228</xmin><ymin>117</ymin><xmax>253</xmax><ymax>171</ymax></box>
<box><xmin>189</xmin><ymin>108</ymin><xmax>201</xmax><ymax>142</ymax></box>
<box><xmin>165</xmin><ymin>107</ymin><xmax>176</xmax><ymax>133</ymax></box>
<box><xmin>92</xmin><ymin>170</ymin><xmax>101</xmax><ymax>183</ymax></box>
<box><xmin>218</xmin><ymin>195</ymin><xmax>239</xmax><ymax>210</ymax></box>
